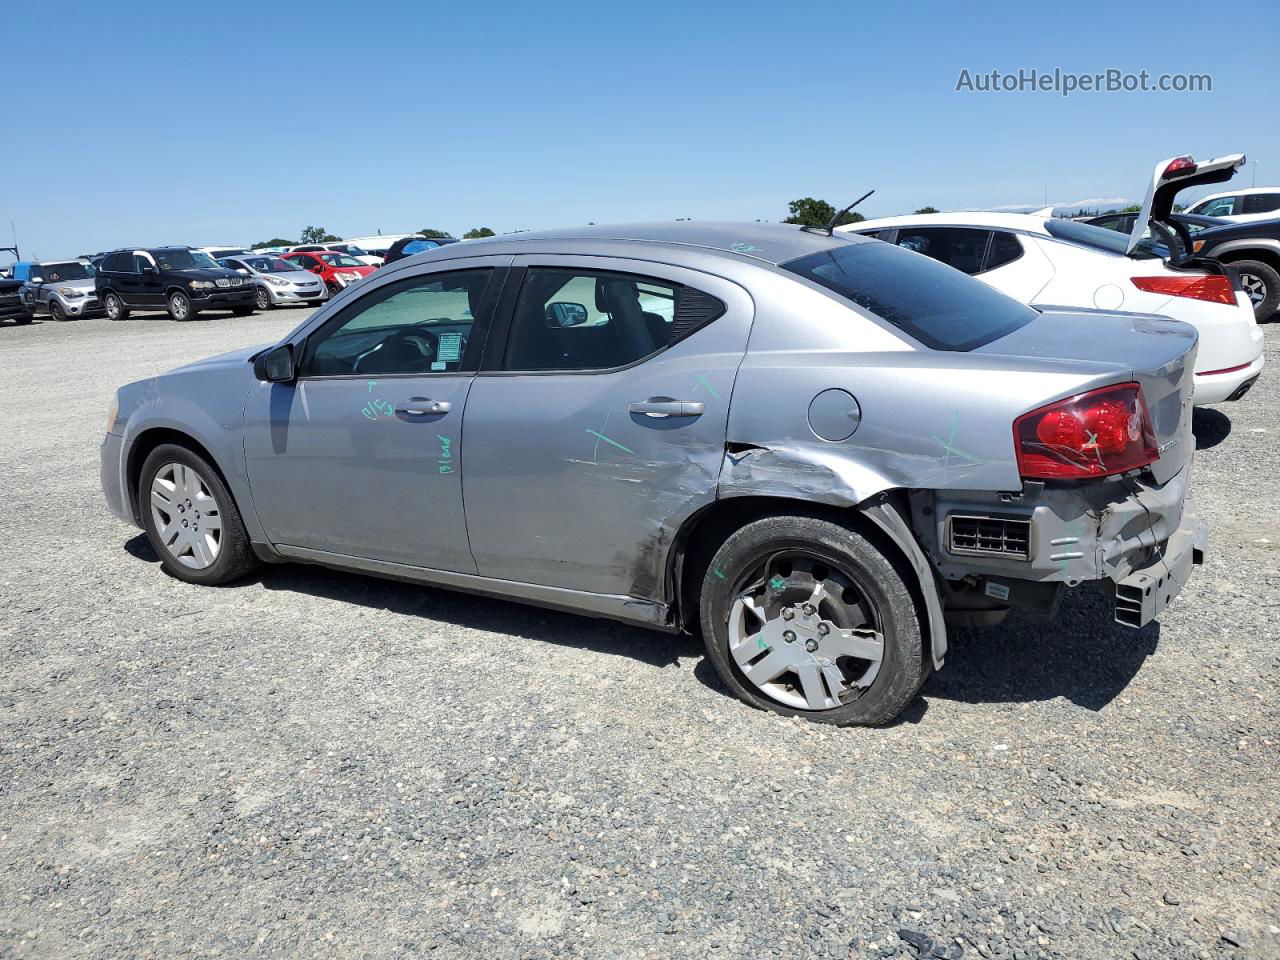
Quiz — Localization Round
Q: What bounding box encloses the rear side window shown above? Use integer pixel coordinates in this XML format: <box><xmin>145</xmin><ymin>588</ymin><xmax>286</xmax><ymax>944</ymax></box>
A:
<box><xmin>1196</xmin><ymin>196</ymin><xmax>1238</xmax><ymax>217</ymax></box>
<box><xmin>892</xmin><ymin>227</ymin><xmax>990</xmax><ymax>275</ymax></box>
<box><xmin>1243</xmin><ymin>193</ymin><xmax>1280</xmax><ymax>215</ymax></box>
<box><xmin>985</xmin><ymin>231</ymin><xmax>1024</xmax><ymax>270</ymax></box>
<box><xmin>781</xmin><ymin>241</ymin><xmax>1036</xmax><ymax>352</ymax></box>
<box><xmin>503</xmin><ymin>268</ymin><xmax>724</xmax><ymax>371</ymax></box>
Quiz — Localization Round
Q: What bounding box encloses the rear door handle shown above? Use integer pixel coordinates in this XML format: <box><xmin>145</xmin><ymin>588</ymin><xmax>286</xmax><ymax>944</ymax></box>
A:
<box><xmin>395</xmin><ymin>397</ymin><xmax>451</xmax><ymax>420</ymax></box>
<box><xmin>629</xmin><ymin>398</ymin><xmax>705</xmax><ymax>418</ymax></box>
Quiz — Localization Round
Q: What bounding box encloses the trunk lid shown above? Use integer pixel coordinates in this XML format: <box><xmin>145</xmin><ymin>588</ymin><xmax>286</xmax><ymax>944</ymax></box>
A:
<box><xmin>1126</xmin><ymin>153</ymin><xmax>1246</xmax><ymax>257</ymax></box>
<box><xmin>975</xmin><ymin>308</ymin><xmax>1198</xmax><ymax>483</ymax></box>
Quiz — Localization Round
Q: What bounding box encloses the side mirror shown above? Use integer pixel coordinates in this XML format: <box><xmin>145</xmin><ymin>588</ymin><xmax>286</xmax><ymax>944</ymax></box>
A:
<box><xmin>253</xmin><ymin>344</ymin><xmax>296</xmax><ymax>383</ymax></box>
<box><xmin>30</xmin><ymin>275</ymin><xmax>43</xmax><ymax>284</ymax></box>
<box><xmin>545</xmin><ymin>301</ymin><xmax>589</xmax><ymax>327</ymax></box>
<box><xmin>311</xmin><ymin>265</ymin><xmax>324</xmax><ymax>274</ymax></box>
<box><xmin>236</xmin><ymin>268</ymin><xmax>250</xmax><ymax>276</ymax></box>
<box><xmin>142</xmin><ymin>264</ymin><xmax>158</xmax><ymax>275</ymax></box>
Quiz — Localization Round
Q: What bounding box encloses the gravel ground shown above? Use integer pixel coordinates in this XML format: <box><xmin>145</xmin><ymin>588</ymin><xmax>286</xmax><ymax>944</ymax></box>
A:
<box><xmin>1</xmin><ymin>308</ymin><xmax>1277</xmax><ymax>960</ymax></box>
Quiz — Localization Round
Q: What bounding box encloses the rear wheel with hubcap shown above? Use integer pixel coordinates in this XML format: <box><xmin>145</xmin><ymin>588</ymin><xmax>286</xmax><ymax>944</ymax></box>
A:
<box><xmin>1232</xmin><ymin>259</ymin><xmax>1280</xmax><ymax>321</ymax></box>
<box><xmin>103</xmin><ymin>291</ymin><xmax>128</xmax><ymax>321</ymax></box>
<box><xmin>139</xmin><ymin>444</ymin><xmax>259</xmax><ymax>585</ymax></box>
<box><xmin>700</xmin><ymin>514</ymin><xmax>926</xmax><ymax>726</ymax></box>
<box><xmin>167</xmin><ymin>290</ymin><xmax>195</xmax><ymax>321</ymax></box>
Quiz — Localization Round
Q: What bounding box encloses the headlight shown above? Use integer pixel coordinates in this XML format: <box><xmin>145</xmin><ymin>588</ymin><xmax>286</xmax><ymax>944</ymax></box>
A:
<box><xmin>106</xmin><ymin>395</ymin><xmax>118</xmax><ymax>435</ymax></box>
<box><xmin>190</xmin><ymin>280</ymin><xmax>215</xmax><ymax>290</ymax></box>
<box><xmin>336</xmin><ymin>271</ymin><xmax>361</xmax><ymax>282</ymax></box>
<box><xmin>59</xmin><ymin>287</ymin><xmax>85</xmax><ymax>298</ymax></box>
<box><xmin>265</xmin><ymin>276</ymin><xmax>289</xmax><ymax>287</ymax></box>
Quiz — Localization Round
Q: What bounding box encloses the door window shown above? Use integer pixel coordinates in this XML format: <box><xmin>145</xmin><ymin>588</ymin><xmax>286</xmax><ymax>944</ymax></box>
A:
<box><xmin>983</xmin><ymin>231</ymin><xmax>1024</xmax><ymax>271</ymax></box>
<box><xmin>893</xmin><ymin>227</ymin><xmax>990</xmax><ymax>275</ymax></box>
<box><xmin>300</xmin><ymin>269</ymin><xmax>494</xmax><ymax>377</ymax></box>
<box><xmin>1242</xmin><ymin>193</ymin><xmax>1280</xmax><ymax>215</ymax></box>
<box><xmin>502</xmin><ymin>269</ymin><xmax>718</xmax><ymax>372</ymax></box>
<box><xmin>1197</xmin><ymin>196</ymin><xmax>1238</xmax><ymax>217</ymax></box>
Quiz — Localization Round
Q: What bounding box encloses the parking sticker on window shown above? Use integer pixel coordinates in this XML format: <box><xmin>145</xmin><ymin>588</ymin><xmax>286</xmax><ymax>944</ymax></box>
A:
<box><xmin>431</xmin><ymin>361</ymin><xmax>446</xmax><ymax>371</ymax></box>
<box><xmin>437</xmin><ymin>333</ymin><xmax>462</xmax><ymax>363</ymax></box>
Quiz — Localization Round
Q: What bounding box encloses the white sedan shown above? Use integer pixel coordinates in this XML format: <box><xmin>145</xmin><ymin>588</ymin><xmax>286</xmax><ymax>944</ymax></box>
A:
<box><xmin>840</xmin><ymin>156</ymin><xmax>1263</xmax><ymax>405</ymax></box>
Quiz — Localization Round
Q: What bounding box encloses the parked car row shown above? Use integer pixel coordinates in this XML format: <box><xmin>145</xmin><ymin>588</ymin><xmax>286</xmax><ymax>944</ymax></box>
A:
<box><xmin>0</xmin><ymin>232</ymin><xmax>466</xmax><ymax>324</ymax></box>
<box><xmin>839</xmin><ymin>154</ymin><xmax>1267</xmax><ymax>405</ymax></box>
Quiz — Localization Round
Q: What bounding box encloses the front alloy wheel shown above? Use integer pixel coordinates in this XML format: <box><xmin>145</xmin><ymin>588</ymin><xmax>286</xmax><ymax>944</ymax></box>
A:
<box><xmin>168</xmin><ymin>291</ymin><xmax>192</xmax><ymax>321</ymax></box>
<box><xmin>150</xmin><ymin>462</ymin><xmax>223</xmax><ymax>569</ymax></box>
<box><xmin>255</xmin><ymin>285</ymin><xmax>272</xmax><ymax>310</ymax></box>
<box><xmin>50</xmin><ymin>300</ymin><xmax>68</xmax><ymax>322</ymax></box>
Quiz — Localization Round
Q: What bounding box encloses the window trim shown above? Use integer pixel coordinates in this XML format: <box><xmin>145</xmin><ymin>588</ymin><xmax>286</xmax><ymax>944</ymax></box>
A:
<box><xmin>293</xmin><ymin>265</ymin><xmax>504</xmax><ymax>381</ymax></box>
<box><xmin>483</xmin><ymin>264</ymin><xmax>720</xmax><ymax>377</ymax></box>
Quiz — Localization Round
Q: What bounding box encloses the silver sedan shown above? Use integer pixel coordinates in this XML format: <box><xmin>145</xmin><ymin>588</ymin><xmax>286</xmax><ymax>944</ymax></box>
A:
<box><xmin>103</xmin><ymin>222</ymin><xmax>1205</xmax><ymax>726</ymax></box>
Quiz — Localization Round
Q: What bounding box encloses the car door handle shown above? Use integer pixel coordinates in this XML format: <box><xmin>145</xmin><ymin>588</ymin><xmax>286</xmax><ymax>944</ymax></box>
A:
<box><xmin>628</xmin><ymin>398</ymin><xmax>705</xmax><ymax>418</ymax></box>
<box><xmin>395</xmin><ymin>397</ymin><xmax>451</xmax><ymax>419</ymax></box>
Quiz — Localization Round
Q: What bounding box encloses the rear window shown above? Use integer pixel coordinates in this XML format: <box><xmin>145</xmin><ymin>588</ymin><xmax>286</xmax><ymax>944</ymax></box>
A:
<box><xmin>1043</xmin><ymin>217</ymin><xmax>1132</xmax><ymax>255</ymax></box>
<box><xmin>781</xmin><ymin>240</ymin><xmax>1036</xmax><ymax>351</ymax></box>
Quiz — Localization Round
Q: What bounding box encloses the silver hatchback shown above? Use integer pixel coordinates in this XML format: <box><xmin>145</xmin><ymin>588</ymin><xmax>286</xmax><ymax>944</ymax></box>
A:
<box><xmin>103</xmin><ymin>222</ymin><xmax>1205</xmax><ymax>726</ymax></box>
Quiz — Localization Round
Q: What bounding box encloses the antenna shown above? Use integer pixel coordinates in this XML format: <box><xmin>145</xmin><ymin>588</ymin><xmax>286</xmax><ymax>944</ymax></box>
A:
<box><xmin>806</xmin><ymin>189</ymin><xmax>875</xmax><ymax>237</ymax></box>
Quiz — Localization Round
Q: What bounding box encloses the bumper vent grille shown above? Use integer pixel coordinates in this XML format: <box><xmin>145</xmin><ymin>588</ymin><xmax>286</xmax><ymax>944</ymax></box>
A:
<box><xmin>948</xmin><ymin>515</ymin><xmax>1031</xmax><ymax>560</ymax></box>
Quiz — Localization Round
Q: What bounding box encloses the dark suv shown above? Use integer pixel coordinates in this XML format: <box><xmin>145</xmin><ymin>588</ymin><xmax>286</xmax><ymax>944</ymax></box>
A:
<box><xmin>95</xmin><ymin>247</ymin><xmax>256</xmax><ymax>321</ymax></box>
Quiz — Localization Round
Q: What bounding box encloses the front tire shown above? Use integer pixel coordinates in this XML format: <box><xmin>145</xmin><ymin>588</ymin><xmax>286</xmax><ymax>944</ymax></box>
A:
<box><xmin>167</xmin><ymin>290</ymin><xmax>195</xmax><ymax>321</ymax></box>
<box><xmin>232</xmin><ymin>305</ymin><xmax>254</xmax><ymax>316</ymax></box>
<box><xmin>49</xmin><ymin>300</ymin><xmax>70</xmax><ymax>322</ymax></box>
<box><xmin>255</xmin><ymin>286</ymin><xmax>272</xmax><ymax>311</ymax></box>
<box><xmin>103</xmin><ymin>291</ymin><xmax>129</xmax><ymax>321</ymax></box>
<box><xmin>699</xmin><ymin>515</ymin><xmax>926</xmax><ymax>726</ymax></box>
<box><xmin>1232</xmin><ymin>260</ymin><xmax>1280</xmax><ymax>321</ymax></box>
<box><xmin>138</xmin><ymin>444</ymin><xmax>259</xmax><ymax>586</ymax></box>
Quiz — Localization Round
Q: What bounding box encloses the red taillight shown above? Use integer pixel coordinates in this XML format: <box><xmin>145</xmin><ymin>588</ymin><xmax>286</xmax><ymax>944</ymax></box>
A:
<box><xmin>1164</xmin><ymin>156</ymin><xmax>1197</xmax><ymax>176</ymax></box>
<box><xmin>1131</xmin><ymin>274</ymin><xmax>1235</xmax><ymax>305</ymax></box>
<box><xmin>1014</xmin><ymin>383</ymin><xmax>1158</xmax><ymax>480</ymax></box>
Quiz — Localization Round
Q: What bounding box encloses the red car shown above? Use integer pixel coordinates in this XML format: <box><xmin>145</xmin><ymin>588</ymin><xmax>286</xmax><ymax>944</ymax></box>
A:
<box><xmin>281</xmin><ymin>251</ymin><xmax>377</xmax><ymax>296</ymax></box>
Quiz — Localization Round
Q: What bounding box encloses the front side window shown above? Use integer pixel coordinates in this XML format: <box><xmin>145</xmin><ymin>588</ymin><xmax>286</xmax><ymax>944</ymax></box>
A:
<box><xmin>319</xmin><ymin>253</ymin><xmax>365</xmax><ymax>268</ymax></box>
<box><xmin>245</xmin><ymin>256</ymin><xmax>301</xmax><ymax>273</ymax></box>
<box><xmin>39</xmin><ymin>261</ymin><xmax>94</xmax><ymax>282</ymax></box>
<box><xmin>782</xmin><ymin>240</ymin><xmax>1037</xmax><ymax>352</ymax></box>
<box><xmin>1197</xmin><ymin>196</ymin><xmax>1238</xmax><ymax>217</ymax></box>
<box><xmin>892</xmin><ymin>227</ymin><xmax>990</xmax><ymax>274</ymax></box>
<box><xmin>503</xmin><ymin>269</ymin><xmax>690</xmax><ymax>371</ymax></box>
<box><xmin>301</xmin><ymin>269</ymin><xmax>493</xmax><ymax>377</ymax></box>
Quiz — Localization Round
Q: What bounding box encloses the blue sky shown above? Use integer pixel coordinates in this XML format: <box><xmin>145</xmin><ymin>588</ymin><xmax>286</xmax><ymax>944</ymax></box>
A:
<box><xmin>4</xmin><ymin>0</ymin><xmax>1277</xmax><ymax>258</ymax></box>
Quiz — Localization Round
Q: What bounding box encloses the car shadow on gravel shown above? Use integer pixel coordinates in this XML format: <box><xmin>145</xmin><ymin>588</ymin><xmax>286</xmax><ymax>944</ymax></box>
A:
<box><xmin>1192</xmin><ymin>407</ymin><xmax>1232</xmax><ymax>450</ymax></box>
<box><xmin>124</xmin><ymin>534</ymin><xmax>1158</xmax><ymax>715</ymax></box>
<box><xmin>125</xmin><ymin>534</ymin><xmax>701</xmax><ymax>669</ymax></box>
<box><xmin>918</xmin><ymin>586</ymin><xmax>1159</xmax><ymax>714</ymax></box>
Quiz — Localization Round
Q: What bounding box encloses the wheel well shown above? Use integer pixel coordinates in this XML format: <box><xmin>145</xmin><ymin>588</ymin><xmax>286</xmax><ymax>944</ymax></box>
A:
<box><xmin>668</xmin><ymin>493</ymin><xmax>922</xmax><ymax>635</ymax></box>
<box><xmin>1217</xmin><ymin>248</ymin><xmax>1280</xmax><ymax>273</ymax></box>
<box><xmin>125</xmin><ymin>428</ymin><xmax>226</xmax><ymax>523</ymax></box>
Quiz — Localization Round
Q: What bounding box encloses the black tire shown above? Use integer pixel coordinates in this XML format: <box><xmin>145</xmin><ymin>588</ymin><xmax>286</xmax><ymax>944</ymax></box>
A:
<box><xmin>14</xmin><ymin>312</ymin><xmax>34</xmax><ymax>325</ymax></box>
<box><xmin>103</xmin><ymin>291</ymin><xmax>129</xmax><ymax>321</ymax></box>
<box><xmin>255</xmin><ymin>286</ymin><xmax>272</xmax><ymax>311</ymax></box>
<box><xmin>699</xmin><ymin>514</ymin><xmax>926</xmax><ymax>726</ymax></box>
<box><xmin>138</xmin><ymin>443</ymin><xmax>259</xmax><ymax>586</ymax></box>
<box><xmin>49</xmin><ymin>300</ymin><xmax>70</xmax><ymax>322</ymax></box>
<box><xmin>232</xmin><ymin>305</ymin><xmax>255</xmax><ymax>316</ymax></box>
<box><xmin>327</xmin><ymin>281</ymin><xmax>342</xmax><ymax>298</ymax></box>
<box><xmin>1231</xmin><ymin>260</ymin><xmax>1280</xmax><ymax>321</ymax></box>
<box><xmin>167</xmin><ymin>290</ymin><xmax>195</xmax><ymax>321</ymax></box>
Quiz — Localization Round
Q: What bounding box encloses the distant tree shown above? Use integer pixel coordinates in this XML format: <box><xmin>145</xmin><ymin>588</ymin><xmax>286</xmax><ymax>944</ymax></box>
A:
<box><xmin>782</xmin><ymin>198</ymin><xmax>864</xmax><ymax>228</ymax></box>
<box><xmin>463</xmin><ymin>227</ymin><xmax>496</xmax><ymax>239</ymax></box>
<box><xmin>913</xmin><ymin>206</ymin><xmax>940</xmax><ymax>214</ymax></box>
<box><xmin>300</xmin><ymin>225</ymin><xmax>342</xmax><ymax>244</ymax></box>
<box><xmin>251</xmin><ymin>237</ymin><xmax>295</xmax><ymax>249</ymax></box>
<box><xmin>418</xmin><ymin>228</ymin><xmax>453</xmax><ymax>238</ymax></box>
<box><xmin>1122</xmin><ymin>204</ymin><xmax>1141</xmax><ymax>213</ymax></box>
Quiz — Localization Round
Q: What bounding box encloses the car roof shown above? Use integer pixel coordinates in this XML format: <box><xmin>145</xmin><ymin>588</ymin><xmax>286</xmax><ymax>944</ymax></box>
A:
<box><xmin>1194</xmin><ymin>186</ymin><xmax>1280</xmax><ymax>201</ymax></box>
<box><xmin>460</xmin><ymin>221</ymin><xmax>873</xmax><ymax>265</ymax></box>
<box><xmin>838</xmin><ymin>211</ymin><xmax>1053</xmax><ymax>235</ymax></box>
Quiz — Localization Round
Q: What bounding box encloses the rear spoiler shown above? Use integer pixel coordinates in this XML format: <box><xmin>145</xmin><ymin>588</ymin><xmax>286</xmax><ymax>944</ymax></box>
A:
<box><xmin>1126</xmin><ymin>154</ymin><xmax>1246</xmax><ymax>257</ymax></box>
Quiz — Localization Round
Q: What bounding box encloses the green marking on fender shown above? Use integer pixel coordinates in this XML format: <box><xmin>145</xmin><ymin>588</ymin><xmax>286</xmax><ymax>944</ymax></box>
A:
<box><xmin>585</xmin><ymin>428</ymin><xmax>635</xmax><ymax>455</ymax></box>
